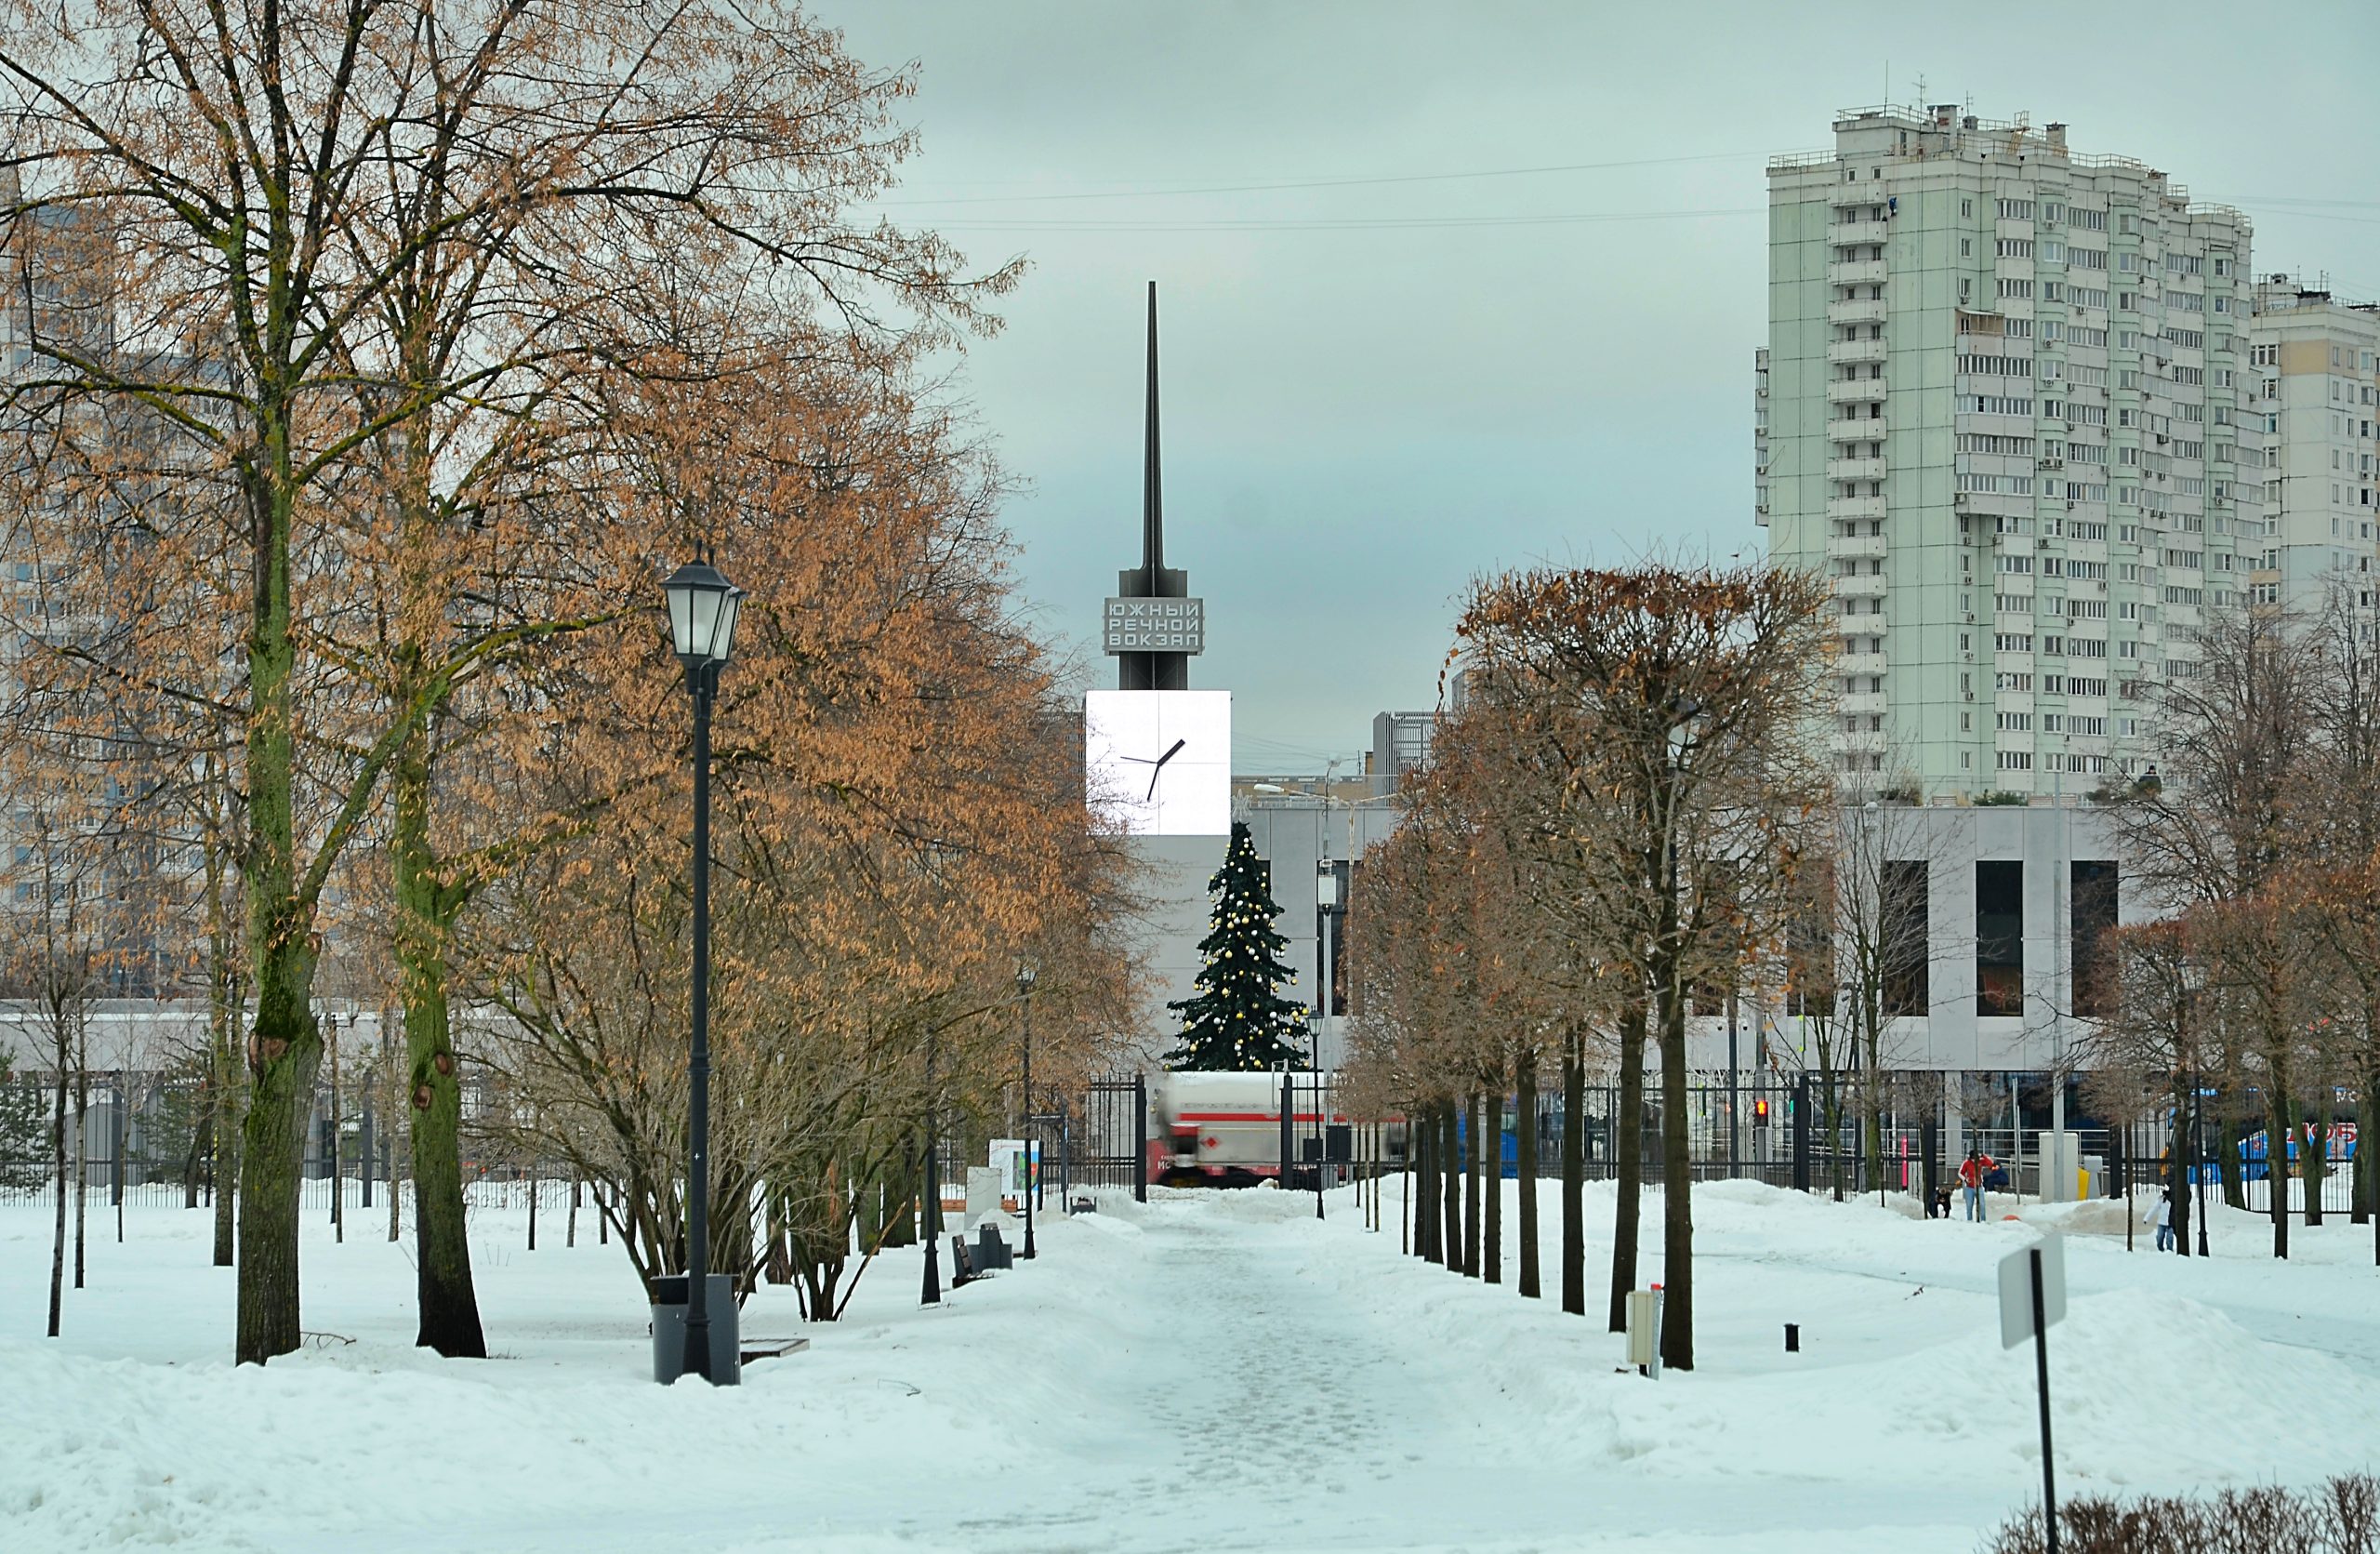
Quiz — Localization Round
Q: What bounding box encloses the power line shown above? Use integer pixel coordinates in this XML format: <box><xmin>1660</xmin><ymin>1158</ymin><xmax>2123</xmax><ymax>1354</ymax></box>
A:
<box><xmin>878</xmin><ymin>149</ymin><xmax>1766</xmax><ymax>207</ymax></box>
<box><xmin>930</xmin><ymin>206</ymin><xmax>1763</xmax><ymax>234</ymax></box>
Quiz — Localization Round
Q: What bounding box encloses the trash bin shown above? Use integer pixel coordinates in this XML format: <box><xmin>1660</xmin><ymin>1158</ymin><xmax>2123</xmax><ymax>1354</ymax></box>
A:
<box><xmin>649</xmin><ymin>1274</ymin><xmax>741</xmax><ymax>1385</ymax></box>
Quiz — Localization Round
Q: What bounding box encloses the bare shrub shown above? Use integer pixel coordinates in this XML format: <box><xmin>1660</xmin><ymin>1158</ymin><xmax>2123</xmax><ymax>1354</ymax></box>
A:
<box><xmin>1983</xmin><ymin>1477</ymin><xmax>2379</xmax><ymax>1554</ymax></box>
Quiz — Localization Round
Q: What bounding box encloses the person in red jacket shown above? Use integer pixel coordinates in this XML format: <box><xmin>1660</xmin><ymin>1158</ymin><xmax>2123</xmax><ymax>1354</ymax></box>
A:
<box><xmin>1958</xmin><ymin>1148</ymin><xmax>1997</xmax><ymax>1222</ymax></box>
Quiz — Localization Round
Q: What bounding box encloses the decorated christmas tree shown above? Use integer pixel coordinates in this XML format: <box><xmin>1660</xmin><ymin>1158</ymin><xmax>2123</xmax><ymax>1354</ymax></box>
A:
<box><xmin>1165</xmin><ymin>821</ymin><xmax>1309</xmax><ymax>1070</ymax></box>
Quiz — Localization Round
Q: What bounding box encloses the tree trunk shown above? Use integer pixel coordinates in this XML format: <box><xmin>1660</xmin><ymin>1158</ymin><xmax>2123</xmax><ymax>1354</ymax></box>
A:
<box><xmin>2303</xmin><ymin>1096</ymin><xmax>2326</xmax><ymax>1229</ymax></box>
<box><xmin>2168</xmin><ymin>1086</ymin><xmax>2190</xmax><ymax>1258</ymax></box>
<box><xmin>1439</xmin><ymin>1099</ymin><xmax>1461</xmax><ymax>1272</ymax></box>
<box><xmin>1609</xmin><ymin>1002</ymin><xmax>1646</xmax><ymax>1333</ymax></box>
<box><xmin>2355</xmin><ymin>1075</ymin><xmax>2373</xmax><ymax>1232</ymax></box>
<box><xmin>2217</xmin><ymin>1111</ymin><xmax>2244</xmax><ymax>1209</ymax></box>
<box><xmin>47</xmin><ymin>1053</ymin><xmax>67</xmax><ymax>1337</ymax></box>
<box><xmin>1484</xmin><ymin>1090</ymin><xmax>1502</xmax><ymax>1285</ymax></box>
<box><xmin>1416</xmin><ymin>1099</ymin><xmax>1439</xmax><ymax>1263</ymax></box>
<box><xmin>235</xmin><ymin>990</ymin><xmax>324</xmax><ymax>1364</ymax></box>
<box><xmin>1658</xmin><ymin>985</ymin><xmax>1696</xmax><ymax>1373</ymax></box>
<box><xmin>1824</xmin><ymin>1069</ymin><xmax>1846</xmax><ymax>1202</ymax></box>
<box><xmin>879</xmin><ymin>1149</ymin><xmax>919</xmax><ymax>1249</ymax></box>
<box><xmin>1561</xmin><ymin>1029</ymin><xmax>1584</xmax><ymax>1317</ymax></box>
<box><xmin>392</xmin><ymin>741</ymin><xmax>487</xmax><ymax>1359</ymax></box>
<box><xmin>1462</xmin><ymin>1093</ymin><xmax>1482</xmax><ymax>1279</ymax></box>
<box><xmin>1515</xmin><ymin>1051</ymin><xmax>1538</xmax><ymax>1298</ymax></box>
<box><xmin>2266</xmin><ymin>1072</ymin><xmax>2292</xmax><ymax>1259</ymax></box>
<box><xmin>73</xmin><ymin>1043</ymin><xmax>87</xmax><ymax>1291</ymax></box>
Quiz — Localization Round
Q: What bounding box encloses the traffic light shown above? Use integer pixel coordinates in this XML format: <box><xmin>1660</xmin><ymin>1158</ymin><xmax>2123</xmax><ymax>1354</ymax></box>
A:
<box><xmin>1753</xmin><ymin>1097</ymin><xmax>1772</xmax><ymax>1128</ymax></box>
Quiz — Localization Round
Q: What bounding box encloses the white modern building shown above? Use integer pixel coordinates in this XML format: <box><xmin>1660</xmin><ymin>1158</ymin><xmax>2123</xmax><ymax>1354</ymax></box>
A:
<box><xmin>1763</xmin><ymin>103</ymin><xmax>2270</xmax><ymax>798</ymax></box>
<box><xmin>2251</xmin><ymin>279</ymin><xmax>2380</xmax><ymax>607</ymax></box>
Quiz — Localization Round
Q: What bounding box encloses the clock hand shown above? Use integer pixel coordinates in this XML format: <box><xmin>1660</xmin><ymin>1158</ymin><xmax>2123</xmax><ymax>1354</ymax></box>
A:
<box><xmin>1144</xmin><ymin>737</ymin><xmax>1186</xmax><ymax>801</ymax></box>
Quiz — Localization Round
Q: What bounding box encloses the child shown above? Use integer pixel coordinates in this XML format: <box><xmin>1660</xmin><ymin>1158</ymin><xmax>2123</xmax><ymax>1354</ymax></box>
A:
<box><xmin>2153</xmin><ymin>1184</ymin><xmax>2175</xmax><ymax>1252</ymax></box>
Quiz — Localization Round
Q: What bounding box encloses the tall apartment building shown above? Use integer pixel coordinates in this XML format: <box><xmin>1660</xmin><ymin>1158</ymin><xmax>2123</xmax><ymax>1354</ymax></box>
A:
<box><xmin>2251</xmin><ymin>280</ymin><xmax>2380</xmax><ymax>607</ymax></box>
<box><xmin>1763</xmin><ymin>104</ymin><xmax>2269</xmax><ymax>797</ymax></box>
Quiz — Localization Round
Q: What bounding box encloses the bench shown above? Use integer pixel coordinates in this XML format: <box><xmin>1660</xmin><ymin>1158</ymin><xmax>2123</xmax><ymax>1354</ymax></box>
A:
<box><xmin>739</xmin><ymin>1336</ymin><xmax>810</xmax><ymax>1365</ymax></box>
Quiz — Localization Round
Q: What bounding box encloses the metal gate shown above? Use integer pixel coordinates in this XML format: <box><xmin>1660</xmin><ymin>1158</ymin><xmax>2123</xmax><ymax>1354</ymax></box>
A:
<box><xmin>1054</xmin><ymin>1074</ymin><xmax>1147</xmax><ymax>1203</ymax></box>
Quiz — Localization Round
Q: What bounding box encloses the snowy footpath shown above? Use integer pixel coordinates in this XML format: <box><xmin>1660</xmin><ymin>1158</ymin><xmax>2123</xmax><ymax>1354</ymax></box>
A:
<box><xmin>5</xmin><ymin>1178</ymin><xmax>2380</xmax><ymax>1553</ymax></box>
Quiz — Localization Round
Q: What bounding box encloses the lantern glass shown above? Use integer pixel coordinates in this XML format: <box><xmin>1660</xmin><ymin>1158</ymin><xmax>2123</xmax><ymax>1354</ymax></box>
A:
<box><xmin>662</xmin><ymin>560</ymin><xmax>741</xmax><ymax>668</ymax></box>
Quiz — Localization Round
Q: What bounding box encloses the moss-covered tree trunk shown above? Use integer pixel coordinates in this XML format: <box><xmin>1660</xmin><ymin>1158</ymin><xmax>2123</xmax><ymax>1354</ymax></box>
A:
<box><xmin>393</xmin><ymin>737</ymin><xmax>486</xmax><ymax>1358</ymax></box>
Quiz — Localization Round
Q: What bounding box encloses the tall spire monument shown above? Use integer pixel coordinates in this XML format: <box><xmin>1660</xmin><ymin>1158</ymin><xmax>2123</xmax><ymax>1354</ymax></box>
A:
<box><xmin>1105</xmin><ymin>282</ymin><xmax>1202</xmax><ymax>690</ymax></box>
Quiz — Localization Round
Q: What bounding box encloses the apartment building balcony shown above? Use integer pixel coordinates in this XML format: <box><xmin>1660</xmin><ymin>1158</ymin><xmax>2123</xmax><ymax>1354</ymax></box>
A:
<box><xmin>1827</xmin><ymin>531</ymin><xmax>1887</xmax><ymax>562</ymax></box>
<box><xmin>1828</xmin><ymin>296</ymin><xmax>1889</xmax><ymax>325</ymax></box>
<box><xmin>1837</xmin><ymin>651</ymin><xmax>1888</xmax><ymax>677</ymax></box>
<box><xmin>1828</xmin><ymin>259</ymin><xmax>1888</xmax><ymax>288</ymax></box>
<box><xmin>1828</xmin><ymin>336</ymin><xmax>1888</xmax><ymax>367</ymax></box>
<box><xmin>1828</xmin><ymin>494</ymin><xmax>1887</xmax><ymax>523</ymax></box>
<box><xmin>1828</xmin><ymin>376</ymin><xmax>1888</xmax><ymax>405</ymax></box>
<box><xmin>1830</xmin><ymin>413</ymin><xmax>1886</xmax><ymax>444</ymax></box>
<box><xmin>1829</xmin><ymin>728</ymin><xmax>1888</xmax><ymax>753</ymax></box>
<box><xmin>1836</xmin><ymin>691</ymin><xmax>1888</xmax><ymax>717</ymax></box>
<box><xmin>1832</xmin><ymin>218</ymin><xmax>1889</xmax><ymax>247</ymax></box>
<box><xmin>1832</xmin><ymin>573</ymin><xmax>1888</xmax><ymax>601</ymax></box>
<box><xmin>1826</xmin><ymin>455</ymin><xmax>1886</xmax><ymax>482</ymax></box>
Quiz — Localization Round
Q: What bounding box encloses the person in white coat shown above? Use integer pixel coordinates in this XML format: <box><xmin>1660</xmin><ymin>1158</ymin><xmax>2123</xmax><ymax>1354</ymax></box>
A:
<box><xmin>2153</xmin><ymin>1184</ymin><xmax>2175</xmax><ymax>1252</ymax></box>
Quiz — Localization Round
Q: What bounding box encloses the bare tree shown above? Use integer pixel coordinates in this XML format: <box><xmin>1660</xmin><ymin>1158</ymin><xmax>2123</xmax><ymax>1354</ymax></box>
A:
<box><xmin>2114</xmin><ymin>606</ymin><xmax>2323</xmax><ymax>1258</ymax></box>
<box><xmin>1454</xmin><ymin>563</ymin><xmax>1830</xmax><ymax>1370</ymax></box>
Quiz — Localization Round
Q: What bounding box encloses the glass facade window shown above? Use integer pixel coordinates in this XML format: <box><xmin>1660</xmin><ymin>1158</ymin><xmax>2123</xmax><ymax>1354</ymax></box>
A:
<box><xmin>1977</xmin><ymin>860</ymin><xmax>2024</xmax><ymax>1016</ymax></box>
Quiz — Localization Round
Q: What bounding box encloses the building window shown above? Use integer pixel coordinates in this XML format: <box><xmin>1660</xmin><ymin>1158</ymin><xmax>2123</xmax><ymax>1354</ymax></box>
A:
<box><xmin>2071</xmin><ymin>861</ymin><xmax>2119</xmax><ymax>1018</ymax></box>
<box><xmin>1977</xmin><ymin>860</ymin><xmax>2024</xmax><ymax>1016</ymax></box>
<box><xmin>1883</xmin><ymin>861</ymin><xmax>1930</xmax><ymax>1017</ymax></box>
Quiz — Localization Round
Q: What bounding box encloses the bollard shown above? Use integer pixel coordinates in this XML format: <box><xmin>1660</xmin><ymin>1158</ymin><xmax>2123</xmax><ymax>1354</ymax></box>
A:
<box><xmin>1784</xmin><ymin>1322</ymin><xmax>1801</xmax><ymax>1353</ymax></box>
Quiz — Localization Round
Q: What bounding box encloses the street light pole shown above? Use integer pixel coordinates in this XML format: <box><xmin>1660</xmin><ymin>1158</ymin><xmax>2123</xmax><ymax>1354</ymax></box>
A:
<box><xmin>1018</xmin><ymin>960</ymin><xmax>1038</xmax><ymax>1261</ymax></box>
<box><xmin>921</xmin><ymin>1029</ymin><xmax>941</xmax><ymax>1305</ymax></box>
<box><xmin>1316</xmin><ymin>857</ymin><xmax>1341</xmax><ymax>1222</ymax></box>
<box><xmin>664</xmin><ymin>557</ymin><xmax>743</xmax><ymax>1387</ymax></box>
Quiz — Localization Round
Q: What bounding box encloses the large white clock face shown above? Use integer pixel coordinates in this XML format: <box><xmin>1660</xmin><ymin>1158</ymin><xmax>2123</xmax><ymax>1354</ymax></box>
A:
<box><xmin>1084</xmin><ymin>689</ymin><xmax>1231</xmax><ymax>836</ymax></box>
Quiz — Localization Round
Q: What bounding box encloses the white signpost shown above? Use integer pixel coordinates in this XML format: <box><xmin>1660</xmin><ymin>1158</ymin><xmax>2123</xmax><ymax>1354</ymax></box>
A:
<box><xmin>1998</xmin><ymin>1233</ymin><xmax>2068</xmax><ymax>1553</ymax></box>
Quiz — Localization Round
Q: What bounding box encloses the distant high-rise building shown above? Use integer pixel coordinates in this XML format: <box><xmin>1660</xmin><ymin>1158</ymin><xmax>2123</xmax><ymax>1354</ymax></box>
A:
<box><xmin>2249</xmin><ymin>280</ymin><xmax>2380</xmax><ymax>609</ymax></box>
<box><xmin>1368</xmin><ymin>711</ymin><xmax>1437</xmax><ymax>795</ymax></box>
<box><xmin>1763</xmin><ymin>103</ymin><xmax>2269</xmax><ymax>797</ymax></box>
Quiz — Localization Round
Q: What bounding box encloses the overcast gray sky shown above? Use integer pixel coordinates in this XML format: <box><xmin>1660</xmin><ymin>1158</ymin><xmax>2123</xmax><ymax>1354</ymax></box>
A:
<box><xmin>826</xmin><ymin>1</ymin><xmax>2380</xmax><ymax>775</ymax></box>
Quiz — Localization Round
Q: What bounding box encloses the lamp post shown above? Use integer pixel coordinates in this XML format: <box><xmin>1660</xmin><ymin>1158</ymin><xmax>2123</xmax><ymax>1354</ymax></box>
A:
<box><xmin>2181</xmin><ymin>957</ymin><xmax>2211</xmax><ymax>1261</ymax></box>
<box><xmin>1017</xmin><ymin>959</ymin><xmax>1038</xmax><ymax>1261</ymax></box>
<box><xmin>664</xmin><ymin>555</ymin><xmax>743</xmax><ymax>1386</ymax></box>
<box><xmin>1315</xmin><ymin>857</ymin><xmax>1340</xmax><ymax>1221</ymax></box>
<box><xmin>920</xmin><ymin>1027</ymin><xmax>941</xmax><ymax>1306</ymax></box>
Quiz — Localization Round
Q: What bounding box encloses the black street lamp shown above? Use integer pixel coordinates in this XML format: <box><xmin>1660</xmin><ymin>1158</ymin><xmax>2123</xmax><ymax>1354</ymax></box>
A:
<box><xmin>664</xmin><ymin>555</ymin><xmax>743</xmax><ymax>1386</ymax></box>
<box><xmin>920</xmin><ymin>1028</ymin><xmax>941</xmax><ymax>1306</ymax></box>
<box><xmin>1017</xmin><ymin>959</ymin><xmax>1038</xmax><ymax>1261</ymax></box>
<box><xmin>2192</xmin><ymin>1070</ymin><xmax>2212</xmax><ymax>1259</ymax></box>
<box><xmin>1315</xmin><ymin>858</ymin><xmax>1341</xmax><ymax>1221</ymax></box>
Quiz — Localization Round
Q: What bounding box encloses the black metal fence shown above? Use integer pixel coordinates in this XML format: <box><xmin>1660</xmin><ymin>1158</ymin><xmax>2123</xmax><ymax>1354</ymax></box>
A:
<box><xmin>0</xmin><ymin>1075</ymin><xmax>585</xmax><ymax>1218</ymax></box>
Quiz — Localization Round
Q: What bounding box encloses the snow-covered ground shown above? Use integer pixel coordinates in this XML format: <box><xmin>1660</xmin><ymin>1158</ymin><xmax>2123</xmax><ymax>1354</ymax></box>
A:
<box><xmin>4</xmin><ymin>1176</ymin><xmax>2377</xmax><ymax>1552</ymax></box>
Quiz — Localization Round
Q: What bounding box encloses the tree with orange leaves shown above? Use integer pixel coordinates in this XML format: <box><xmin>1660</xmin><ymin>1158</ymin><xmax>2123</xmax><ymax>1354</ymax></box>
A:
<box><xmin>453</xmin><ymin>315</ymin><xmax>1132</xmax><ymax>1319</ymax></box>
<box><xmin>0</xmin><ymin>0</ymin><xmax>1018</xmax><ymax>1362</ymax></box>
